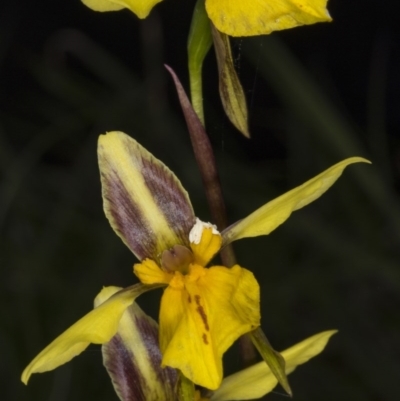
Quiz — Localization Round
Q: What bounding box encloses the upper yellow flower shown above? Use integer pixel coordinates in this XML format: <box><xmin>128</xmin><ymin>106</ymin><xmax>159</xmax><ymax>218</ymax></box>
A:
<box><xmin>81</xmin><ymin>0</ymin><xmax>163</xmax><ymax>19</ymax></box>
<box><xmin>81</xmin><ymin>0</ymin><xmax>332</xmax><ymax>36</ymax></box>
<box><xmin>21</xmin><ymin>131</ymin><xmax>369</xmax><ymax>391</ymax></box>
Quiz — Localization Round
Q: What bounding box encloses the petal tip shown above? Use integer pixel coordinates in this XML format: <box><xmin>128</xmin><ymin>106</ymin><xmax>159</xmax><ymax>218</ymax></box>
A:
<box><xmin>324</xmin><ymin>329</ymin><xmax>339</xmax><ymax>337</ymax></box>
<box><xmin>21</xmin><ymin>369</ymin><xmax>30</xmax><ymax>385</ymax></box>
<box><xmin>351</xmin><ymin>156</ymin><xmax>372</xmax><ymax>164</ymax></box>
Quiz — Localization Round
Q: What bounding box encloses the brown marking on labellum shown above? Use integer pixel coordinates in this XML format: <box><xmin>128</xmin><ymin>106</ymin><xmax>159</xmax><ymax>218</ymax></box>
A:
<box><xmin>194</xmin><ymin>295</ymin><xmax>209</xmax><ymax>331</ymax></box>
<box><xmin>202</xmin><ymin>333</ymin><xmax>209</xmax><ymax>345</ymax></box>
<box><xmin>188</xmin><ymin>295</ymin><xmax>192</xmax><ymax>303</ymax></box>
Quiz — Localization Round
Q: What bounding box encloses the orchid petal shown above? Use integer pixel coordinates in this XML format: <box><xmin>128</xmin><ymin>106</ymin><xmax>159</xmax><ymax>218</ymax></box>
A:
<box><xmin>222</xmin><ymin>157</ymin><xmax>371</xmax><ymax>245</ymax></box>
<box><xmin>206</xmin><ymin>0</ymin><xmax>332</xmax><ymax>37</ymax></box>
<box><xmin>211</xmin><ymin>330</ymin><xmax>337</xmax><ymax>400</ymax></box>
<box><xmin>98</xmin><ymin>132</ymin><xmax>196</xmax><ymax>262</ymax></box>
<box><xmin>189</xmin><ymin>220</ymin><xmax>222</xmax><ymax>266</ymax></box>
<box><xmin>102</xmin><ymin>287</ymin><xmax>177</xmax><ymax>401</ymax></box>
<box><xmin>159</xmin><ymin>265</ymin><xmax>260</xmax><ymax>390</ymax></box>
<box><xmin>81</xmin><ymin>0</ymin><xmax>162</xmax><ymax>19</ymax></box>
<box><xmin>21</xmin><ymin>284</ymin><xmax>159</xmax><ymax>384</ymax></box>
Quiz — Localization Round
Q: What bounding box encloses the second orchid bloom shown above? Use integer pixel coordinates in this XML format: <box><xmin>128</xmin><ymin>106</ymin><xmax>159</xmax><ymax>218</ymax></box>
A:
<box><xmin>81</xmin><ymin>0</ymin><xmax>332</xmax><ymax>37</ymax></box>
<box><xmin>22</xmin><ymin>131</ymin><xmax>369</xmax><ymax>391</ymax></box>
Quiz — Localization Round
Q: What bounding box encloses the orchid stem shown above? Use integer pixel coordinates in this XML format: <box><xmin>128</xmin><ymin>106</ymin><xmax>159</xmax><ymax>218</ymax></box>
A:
<box><xmin>177</xmin><ymin>371</ymin><xmax>196</xmax><ymax>401</ymax></box>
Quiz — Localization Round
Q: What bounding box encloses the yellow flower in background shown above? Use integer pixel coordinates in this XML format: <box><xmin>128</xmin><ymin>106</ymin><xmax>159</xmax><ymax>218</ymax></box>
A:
<box><xmin>22</xmin><ymin>131</ymin><xmax>369</xmax><ymax>390</ymax></box>
<box><xmin>206</xmin><ymin>0</ymin><xmax>332</xmax><ymax>36</ymax></box>
<box><xmin>81</xmin><ymin>0</ymin><xmax>162</xmax><ymax>19</ymax></box>
<box><xmin>81</xmin><ymin>0</ymin><xmax>331</xmax><ymax>36</ymax></box>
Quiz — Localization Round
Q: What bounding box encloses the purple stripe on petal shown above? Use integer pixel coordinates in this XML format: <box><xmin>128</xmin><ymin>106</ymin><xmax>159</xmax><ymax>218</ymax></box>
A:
<box><xmin>101</xmin><ymin>165</ymin><xmax>158</xmax><ymax>261</ymax></box>
<box><xmin>141</xmin><ymin>156</ymin><xmax>196</xmax><ymax>248</ymax></box>
<box><xmin>102</xmin><ymin>304</ymin><xmax>178</xmax><ymax>401</ymax></box>
<box><xmin>104</xmin><ymin>334</ymin><xmax>149</xmax><ymax>401</ymax></box>
<box><xmin>134</xmin><ymin>311</ymin><xmax>177</xmax><ymax>395</ymax></box>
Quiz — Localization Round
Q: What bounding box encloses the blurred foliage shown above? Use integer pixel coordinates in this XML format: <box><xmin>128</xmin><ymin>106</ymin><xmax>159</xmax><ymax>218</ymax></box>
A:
<box><xmin>1</xmin><ymin>0</ymin><xmax>400</xmax><ymax>400</ymax></box>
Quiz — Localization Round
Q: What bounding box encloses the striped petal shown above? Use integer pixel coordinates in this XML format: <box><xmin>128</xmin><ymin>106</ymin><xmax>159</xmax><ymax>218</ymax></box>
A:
<box><xmin>211</xmin><ymin>330</ymin><xmax>337</xmax><ymax>400</ymax></box>
<box><xmin>102</xmin><ymin>287</ymin><xmax>177</xmax><ymax>401</ymax></box>
<box><xmin>222</xmin><ymin>157</ymin><xmax>370</xmax><ymax>245</ymax></box>
<box><xmin>81</xmin><ymin>0</ymin><xmax>163</xmax><ymax>19</ymax></box>
<box><xmin>206</xmin><ymin>0</ymin><xmax>332</xmax><ymax>37</ymax></box>
<box><xmin>98</xmin><ymin>131</ymin><xmax>196</xmax><ymax>262</ymax></box>
<box><xmin>21</xmin><ymin>284</ymin><xmax>159</xmax><ymax>384</ymax></box>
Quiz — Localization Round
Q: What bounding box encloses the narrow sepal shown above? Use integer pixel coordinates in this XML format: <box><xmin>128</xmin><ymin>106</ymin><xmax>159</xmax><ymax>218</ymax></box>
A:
<box><xmin>211</xmin><ymin>25</ymin><xmax>250</xmax><ymax>138</ymax></box>
<box><xmin>21</xmin><ymin>284</ymin><xmax>160</xmax><ymax>384</ymax></box>
<box><xmin>102</xmin><ymin>288</ymin><xmax>178</xmax><ymax>401</ymax></box>
<box><xmin>98</xmin><ymin>131</ymin><xmax>196</xmax><ymax>262</ymax></box>
<box><xmin>249</xmin><ymin>328</ymin><xmax>292</xmax><ymax>396</ymax></box>
<box><xmin>222</xmin><ymin>157</ymin><xmax>371</xmax><ymax>245</ymax></box>
<box><xmin>206</xmin><ymin>0</ymin><xmax>332</xmax><ymax>37</ymax></box>
<box><xmin>211</xmin><ymin>331</ymin><xmax>337</xmax><ymax>401</ymax></box>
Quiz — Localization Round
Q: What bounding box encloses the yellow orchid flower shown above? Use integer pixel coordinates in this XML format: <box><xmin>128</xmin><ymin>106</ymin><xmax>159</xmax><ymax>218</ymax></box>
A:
<box><xmin>81</xmin><ymin>0</ymin><xmax>332</xmax><ymax>37</ymax></box>
<box><xmin>22</xmin><ymin>131</ymin><xmax>369</xmax><ymax>391</ymax></box>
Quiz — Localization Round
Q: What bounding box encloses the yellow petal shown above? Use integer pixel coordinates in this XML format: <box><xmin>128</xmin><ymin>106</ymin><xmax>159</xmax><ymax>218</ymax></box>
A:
<box><xmin>189</xmin><ymin>219</ymin><xmax>222</xmax><ymax>266</ymax></box>
<box><xmin>98</xmin><ymin>131</ymin><xmax>195</xmax><ymax>262</ymax></box>
<box><xmin>81</xmin><ymin>0</ymin><xmax>124</xmax><ymax>12</ymax></box>
<box><xmin>134</xmin><ymin>258</ymin><xmax>173</xmax><ymax>284</ymax></box>
<box><xmin>21</xmin><ymin>284</ymin><xmax>157</xmax><ymax>384</ymax></box>
<box><xmin>222</xmin><ymin>157</ymin><xmax>371</xmax><ymax>245</ymax></box>
<box><xmin>211</xmin><ymin>330</ymin><xmax>337</xmax><ymax>400</ymax></box>
<box><xmin>206</xmin><ymin>0</ymin><xmax>332</xmax><ymax>37</ymax></box>
<box><xmin>81</xmin><ymin>0</ymin><xmax>163</xmax><ymax>19</ymax></box>
<box><xmin>159</xmin><ymin>264</ymin><xmax>260</xmax><ymax>390</ymax></box>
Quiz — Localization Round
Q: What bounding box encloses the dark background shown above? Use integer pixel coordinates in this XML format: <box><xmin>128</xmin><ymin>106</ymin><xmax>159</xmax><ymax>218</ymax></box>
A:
<box><xmin>2</xmin><ymin>0</ymin><xmax>400</xmax><ymax>400</ymax></box>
